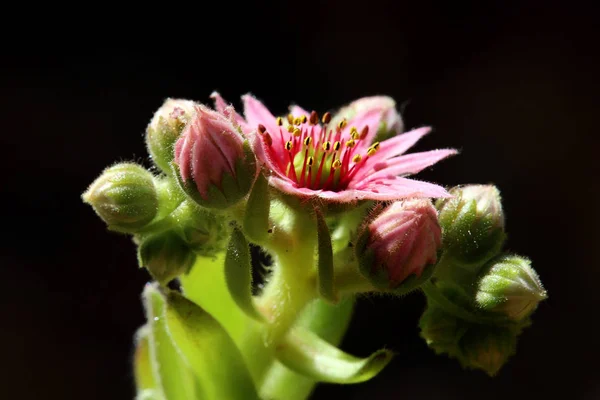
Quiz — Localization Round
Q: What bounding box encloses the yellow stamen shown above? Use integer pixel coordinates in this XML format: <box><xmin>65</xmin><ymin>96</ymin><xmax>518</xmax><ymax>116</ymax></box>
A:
<box><xmin>352</xmin><ymin>154</ymin><xmax>362</xmax><ymax>163</ymax></box>
<box><xmin>285</xmin><ymin>141</ymin><xmax>293</xmax><ymax>151</ymax></box>
<box><xmin>307</xmin><ymin>156</ymin><xmax>314</xmax><ymax>166</ymax></box>
<box><xmin>345</xmin><ymin>139</ymin><xmax>356</xmax><ymax>148</ymax></box>
<box><xmin>276</xmin><ymin>117</ymin><xmax>283</xmax><ymax>126</ymax></box>
<box><xmin>322</xmin><ymin>112</ymin><xmax>331</xmax><ymax>124</ymax></box>
<box><xmin>309</xmin><ymin>111</ymin><xmax>319</xmax><ymax>125</ymax></box>
<box><xmin>338</xmin><ymin>119</ymin><xmax>347</xmax><ymax>129</ymax></box>
<box><xmin>322</xmin><ymin>141</ymin><xmax>331</xmax><ymax>151</ymax></box>
<box><xmin>303</xmin><ymin>137</ymin><xmax>312</xmax><ymax>146</ymax></box>
<box><xmin>350</xmin><ymin>127</ymin><xmax>359</xmax><ymax>140</ymax></box>
<box><xmin>292</xmin><ymin>128</ymin><xmax>302</xmax><ymax>137</ymax></box>
<box><xmin>332</xmin><ymin>159</ymin><xmax>342</xmax><ymax>169</ymax></box>
<box><xmin>287</xmin><ymin>125</ymin><xmax>294</xmax><ymax>133</ymax></box>
<box><xmin>301</xmin><ymin>115</ymin><xmax>308</xmax><ymax>124</ymax></box>
<box><xmin>287</xmin><ymin>114</ymin><xmax>294</xmax><ymax>125</ymax></box>
<box><xmin>333</xmin><ymin>141</ymin><xmax>341</xmax><ymax>151</ymax></box>
<box><xmin>294</xmin><ymin>117</ymin><xmax>302</xmax><ymax>126</ymax></box>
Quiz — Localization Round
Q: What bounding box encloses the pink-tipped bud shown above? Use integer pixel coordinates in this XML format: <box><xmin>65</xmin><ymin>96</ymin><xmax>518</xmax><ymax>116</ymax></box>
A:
<box><xmin>173</xmin><ymin>105</ymin><xmax>256</xmax><ymax>209</ymax></box>
<box><xmin>356</xmin><ymin>199</ymin><xmax>442</xmax><ymax>293</ymax></box>
<box><xmin>146</xmin><ymin>98</ymin><xmax>197</xmax><ymax>172</ymax></box>
<box><xmin>331</xmin><ymin>96</ymin><xmax>404</xmax><ymax>139</ymax></box>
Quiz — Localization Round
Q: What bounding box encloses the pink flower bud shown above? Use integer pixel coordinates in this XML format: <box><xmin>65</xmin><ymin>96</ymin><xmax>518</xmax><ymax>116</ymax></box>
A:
<box><xmin>357</xmin><ymin>199</ymin><xmax>442</xmax><ymax>292</ymax></box>
<box><xmin>174</xmin><ymin>105</ymin><xmax>256</xmax><ymax>209</ymax></box>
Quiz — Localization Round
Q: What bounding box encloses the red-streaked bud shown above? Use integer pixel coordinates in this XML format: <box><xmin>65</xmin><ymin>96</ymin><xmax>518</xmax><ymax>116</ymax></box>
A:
<box><xmin>173</xmin><ymin>105</ymin><xmax>257</xmax><ymax>209</ymax></box>
<box><xmin>146</xmin><ymin>98</ymin><xmax>196</xmax><ymax>173</ymax></box>
<box><xmin>356</xmin><ymin>199</ymin><xmax>442</xmax><ymax>294</ymax></box>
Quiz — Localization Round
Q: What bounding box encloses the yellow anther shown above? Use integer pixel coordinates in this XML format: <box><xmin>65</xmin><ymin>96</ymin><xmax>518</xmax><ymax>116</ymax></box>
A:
<box><xmin>294</xmin><ymin>117</ymin><xmax>302</xmax><ymax>126</ymax></box>
<box><xmin>367</xmin><ymin>147</ymin><xmax>377</xmax><ymax>157</ymax></box>
<box><xmin>322</xmin><ymin>141</ymin><xmax>332</xmax><ymax>151</ymax></box>
<box><xmin>322</xmin><ymin>112</ymin><xmax>331</xmax><ymax>124</ymax></box>
<box><xmin>307</xmin><ymin>156</ymin><xmax>314</xmax><ymax>166</ymax></box>
<box><xmin>287</xmin><ymin>114</ymin><xmax>294</xmax><ymax>125</ymax></box>
<box><xmin>287</xmin><ymin>125</ymin><xmax>294</xmax><ymax>133</ymax></box>
<box><xmin>352</xmin><ymin>154</ymin><xmax>362</xmax><ymax>163</ymax></box>
<box><xmin>292</xmin><ymin>128</ymin><xmax>302</xmax><ymax>137</ymax></box>
<box><xmin>303</xmin><ymin>137</ymin><xmax>312</xmax><ymax>146</ymax></box>
<box><xmin>332</xmin><ymin>159</ymin><xmax>342</xmax><ymax>169</ymax></box>
<box><xmin>333</xmin><ymin>141</ymin><xmax>341</xmax><ymax>151</ymax></box>
<box><xmin>301</xmin><ymin>115</ymin><xmax>308</xmax><ymax>124</ymax></box>
<box><xmin>285</xmin><ymin>141</ymin><xmax>293</xmax><ymax>151</ymax></box>
<box><xmin>338</xmin><ymin>119</ymin><xmax>347</xmax><ymax>129</ymax></box>
<box><xmin>350</xmin><ymin>127</ymin><xmax>359</xmax><ymax>140</ymax></box>
<box><xmin>371</xmin><ymin>141</ymin><xmax>380</xmax><ymax>150</ymax></box>
<box><xmin>345</xmin><ymin>139</ymin><xmax>356</xmax><ymax>148</ymax></box>
<box><xmin>276</xmin><ymin>117</ymin><xmax>283</xmax><ymax>126</ymax></box>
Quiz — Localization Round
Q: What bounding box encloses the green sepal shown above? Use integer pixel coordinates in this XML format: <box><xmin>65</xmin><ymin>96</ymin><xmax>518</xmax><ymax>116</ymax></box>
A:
<box><xmin>457</xmin><ymin>324</ymin><xmax>517</xmax><ymax>376</ymax></box>
<box><xmin>276</xmin><ymin>327</ymin><xmax>393</xmax><ymax>384</ymax></box>
<box><xmin>142</xmin><ymin>284</ymin><xmax>202</xmax><ymax>400</ymax></box>
<box><xmin>162</xmin><ymin>289</ymin><xmax>259</xmax><ymax>400</ymax></box>
<box><xmin>225</xmin><ymin>227</ymin><xmax>266</xmax><ymax>322</ymax></box>
<box><xmin>315</xmin><ymin>207</ymin><xmax>337</xmax><ymax>303</ymax></box>
<box><xmin>243</xmin><ymin>173</ymin><xmax>271</xmax><ymax>243</ymax></box>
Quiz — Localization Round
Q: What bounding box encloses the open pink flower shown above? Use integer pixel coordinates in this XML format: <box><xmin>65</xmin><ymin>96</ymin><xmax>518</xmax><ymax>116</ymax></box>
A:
<box><xmin>211</xmin><ymin>93</ymin><xmax>457</xmax><ymax>202</ymax></box>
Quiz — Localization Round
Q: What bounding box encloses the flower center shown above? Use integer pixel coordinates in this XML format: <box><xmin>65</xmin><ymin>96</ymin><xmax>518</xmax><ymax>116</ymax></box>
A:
<box><xmin>258</xmin><ymin>111</ymin><xmax>379</xmax><ymax>191</ymax></box>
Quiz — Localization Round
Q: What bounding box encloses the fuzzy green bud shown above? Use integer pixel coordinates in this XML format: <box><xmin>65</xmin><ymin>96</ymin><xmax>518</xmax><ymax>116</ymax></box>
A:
<box><xmin>436</xmin><ymin>185</ymin><xmax>506</xmax><ymax>271</ymax></box>
<box><xmin>137</xmin><ymin>231</ymin><xmax>196</xmax><ymax>285</ymax></box>
<box><xmin>146</xmin><ymin>98</ymin><xmax>196</xmax><ymax>173</ymax></box>
<box><xmin>82</xmin><ymin>163</ymin><xmax>158</xmax><ymax>233</ymax></box>
<box><xmin>177</xmin><ymin>204</ymin><xmax>230</xmax><ymax>258</ymax></box>
<box><xmin>476</xmin><ymin>254</ymin><xmax>547</xmax><ymax>321</ymax></box>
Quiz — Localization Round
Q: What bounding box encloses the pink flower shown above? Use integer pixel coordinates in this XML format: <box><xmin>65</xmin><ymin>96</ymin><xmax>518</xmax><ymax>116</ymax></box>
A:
<box><xmin>358</xmin><ymin>199</ymin><xmax>442</xmax><ymax>288</ymax></box>
<box><xmin>212</xmin><ymin>93</ymin><xmax>457</xmax><ymax>202</ymax></box>
<box><xmin>173</xmin><ymin>104</ymin><xmax>256</xmax><ymax>209</ymax></box>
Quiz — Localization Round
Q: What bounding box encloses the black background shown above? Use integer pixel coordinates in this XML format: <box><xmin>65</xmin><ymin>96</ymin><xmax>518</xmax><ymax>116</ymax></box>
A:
<box><xmin>3</xmin><ymin>1</ymin><xmax>598</xmax><ymax>399</ymax></box>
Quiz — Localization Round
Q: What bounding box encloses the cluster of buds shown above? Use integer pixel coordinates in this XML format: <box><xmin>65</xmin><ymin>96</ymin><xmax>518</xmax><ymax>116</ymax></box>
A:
<box><xmin>82</xmin><ymin>93</ymin><xmax>546</xmax><ymax>399</ymax></box>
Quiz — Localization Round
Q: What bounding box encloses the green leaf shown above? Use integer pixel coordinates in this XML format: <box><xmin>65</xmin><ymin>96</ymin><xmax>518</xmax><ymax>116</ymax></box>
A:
<box><xmin>276</xmin><ymin>327</ymin><xmax>393</xmax><ymax>384</ymax></box>
<box><xmin>225</xmin><ymin>228</ymin><xmax>266</xmax><ymax>322</ymax></box>
<box><xmin>243</xmin><ymin>173</ymin><xmax>271</xmax><ymax>243</ymax></box>
<box><xmin>133</xmin><ymin>326</ymin><xmax>157</xmax><ymax>392</ymax></box>
<box><xmin>142</xmin><ymin>284</ymin><xmax>201</xmax><ymax>400</ymax></box>
<box><xmin>260</xmin><ymin>298</ymin><xmax>355</xmax><ymax>399</ymax></box>
<box><xmin>163</xmin><ymin>290</ymin><xmax>259</xmax><ymax>400</ymax></box>
<box><xmin>315</xmin><ymin>208</ymin><xmax>337</xmax><ymax>303</ymax></box>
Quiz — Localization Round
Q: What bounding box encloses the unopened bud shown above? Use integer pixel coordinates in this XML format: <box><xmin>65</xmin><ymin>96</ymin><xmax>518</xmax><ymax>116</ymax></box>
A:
<box><xmin>146</xmin><ymin>98</ymin><xmax>196</xmax><ymax>172</ymax></box>
<box><xmin>177</xmin><ymin>204</ymin><xmax>229</xmax><ymax>257</ymax></box>
<box><xmin>82</xmin><ymin>163</ymin><xmax>158</xmax><ymax>233</ymax></box>
<box><xmin>476</xmin><ymin>254</ymin><xmax>547</xmax><ymax>321</ymax></box>
<box><xmin>356</xmin><ymin>199</ymin><xmax>442</xmax><ymax>294</ymax></box>
<box><xmin>173</xmin><ymin>105</ymin><xmax>257</xmax><ymax>209</ymax></box>
<box><xmin>437</xmin><ymin>185</ymin><xmax>506</xmax><ymax>271</ymax></box>
<box><xmin>137</xmin><ymin>231</ymin><xmax>195</xmax><ymax>285</ymax></box>
<box><xmin>458</xmin><ymin>325</ymin><xmax>516</xmax><ymax>376</ymax></box>
<box><xmin>331</xmin><ymin>96</ymin><xmax>404</xmax><ymax>141</ymax></box>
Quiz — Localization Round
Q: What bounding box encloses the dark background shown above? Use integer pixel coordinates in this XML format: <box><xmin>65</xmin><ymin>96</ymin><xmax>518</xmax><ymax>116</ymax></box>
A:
<box><xmin>3</xmin><ymin>1</ymin><xmax>598</xmax><ymax>399</ymax></box>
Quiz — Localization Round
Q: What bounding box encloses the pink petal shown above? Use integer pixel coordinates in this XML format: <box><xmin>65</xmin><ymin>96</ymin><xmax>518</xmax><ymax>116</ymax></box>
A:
<box><xmin>289</xmin><ymin>105</ymin><xmax>310</xmax><ymax>118</ymax></box>
<box><xmin>347</xmin><ymin>108</ymin><xmax>386</xmax><ymax>150</ymax></box>
<box><xmin>355</xmin><ymin>177</ymin><xmax>453</xmax><ymax>198</ymax></box>
<box><xmin>210</xmin><ymin>92</ymin><xmax>248</xmax><ymax>129</ymax></box>
<box><xmin>367</xmin><ymin>127</ymin><xmax>431</xmax><ymax>163</ymax></box>
<box><xmin>359</xmin><ymin>149</ymin><xmax>458</xmax><ymax>184</ymax></box>
<box><xmin>242</xmin><ymin>94</ymin><xmax>279</xmax><ymax>134</ymax></box>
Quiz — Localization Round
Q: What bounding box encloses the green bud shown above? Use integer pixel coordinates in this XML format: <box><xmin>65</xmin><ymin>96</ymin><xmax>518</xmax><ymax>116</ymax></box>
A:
<box><xmin>137</xmin><ymin>231</ymin><xmax>196</xmax><ymax>285</ymax></box>
<box><xmin>436</xmin><ymin>184</ymin><xmax>506</xmax><ymax>272</ymax></box>
<box><xmin>457</xmin><ymin>325</ymin><xmax>516</xmax><ymax>376</ymax></box>
<box><xmin>82</xmin><ymin>163</ymin><xmax>158</xmax><ymax>233</ymax></box>
<box><xmin>146</xmin><ymin>99</ymin><xmax>196</xmax><ymax>173</ymax></box>
<box><xmin>476</xmin><ymin>254</ymin><xmax>547</xmax><ymax>321</ymax></box>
